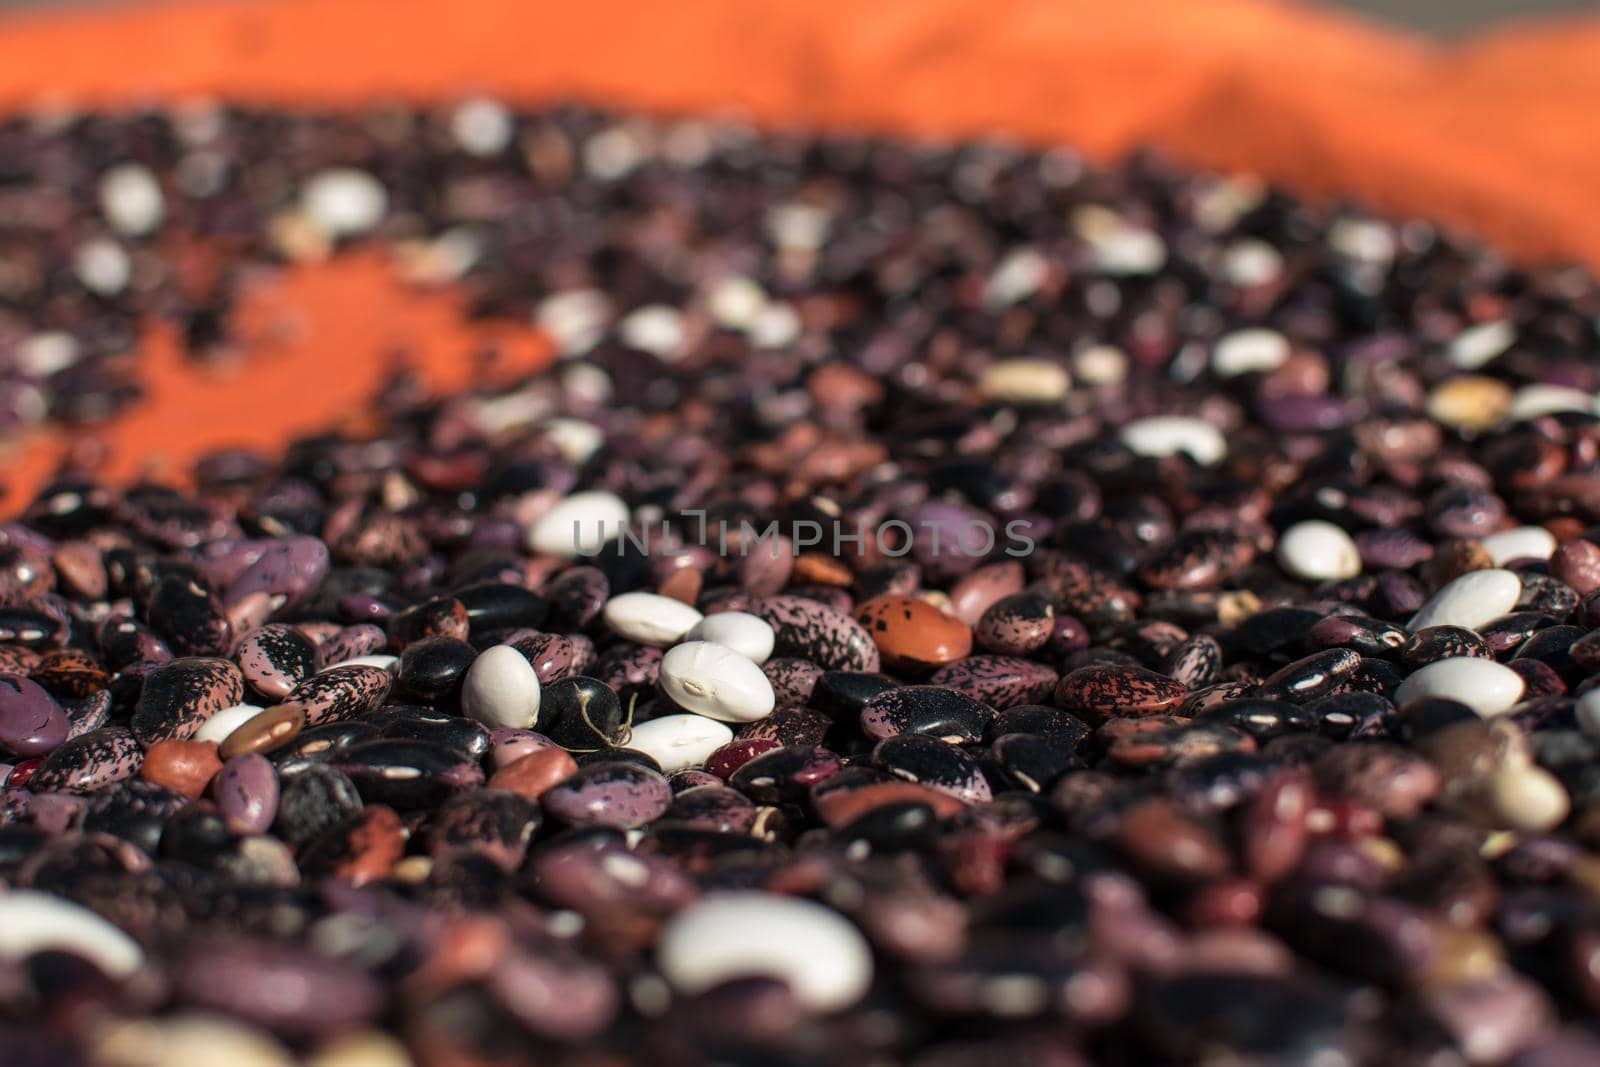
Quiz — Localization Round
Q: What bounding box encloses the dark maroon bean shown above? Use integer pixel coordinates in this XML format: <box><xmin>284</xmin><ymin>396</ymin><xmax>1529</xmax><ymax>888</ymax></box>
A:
<box><xmin>1312</xmin><ymin>742</ymin><xmax>1439</xmax><ymax>818</ymax></box>
<box><xmin>175</xmin><ymin>938</ymin><xmax>384</xmax><ymax>1036</ymax></box>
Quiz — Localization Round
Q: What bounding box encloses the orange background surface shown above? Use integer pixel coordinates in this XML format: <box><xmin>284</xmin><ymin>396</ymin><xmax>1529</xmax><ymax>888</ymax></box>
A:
<box><xmin>0</xmin><ymin>0</ymin><xmax>1596</xmax><ymax>511</ymax></box>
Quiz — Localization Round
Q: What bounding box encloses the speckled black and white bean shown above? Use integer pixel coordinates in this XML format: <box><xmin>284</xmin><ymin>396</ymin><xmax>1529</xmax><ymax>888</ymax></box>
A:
<box><xmin>235</xmin><ymin>624</ymin><xmax>320</xmax><ymax>699</ymax></box>
<box><xmin>541</xmin><ymin>760</ymin><xmax>672</xmax><ymax>828</ymax></box>
<box><xmin>860</xmin><ymin>685</ymin><xmax>993</xmax><ymax>743</ymax></box>
<box><xmin>29</xmin><ymin>726</ymin><xmax>142</xmax><ymax>793</ymax></box>
<box><xmin>871</xmin><ymin>733</ymin><xmax>991</xmax><ymax>803</ymax></box>
<box><xmin>130</xmin><ymin>656</ymin><xmax>246</xmax><ymax>746</ymax></box>
<box><xmin>989</xmin><ymin>732</ymin><xmax>1084</xmax><ymax>793</ymax></box>
<box><xmin>927</xmin><ymin>655</ymin><xmax>1058</xmax><ymax>709</ymax></box>
<box><xmin>283</xmin><ymin>665</ymin><xmax>392</xmax><ymax>727</ymax></box>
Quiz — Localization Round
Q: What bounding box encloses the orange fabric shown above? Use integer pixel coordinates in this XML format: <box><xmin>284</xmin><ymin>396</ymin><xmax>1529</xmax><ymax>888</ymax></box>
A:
<box><xmin>0</xmin><ymin>0</ymin><xmax>1595</xmax><ymax>509</ymax></box>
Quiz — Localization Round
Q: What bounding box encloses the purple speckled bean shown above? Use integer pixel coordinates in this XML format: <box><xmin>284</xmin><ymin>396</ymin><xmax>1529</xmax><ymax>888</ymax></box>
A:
<box><xmin>235</xmin><ymin>623</ymin><xmax>320</xmax><ymax>699</ymax></box>
<box><xmin>744</xmin><ymin>595</ymin><xmax>880</xmax><ymax>672</ymax></box>
<box><xmin>317</xmin><ymin>623</ymin><xmax>389</xmax><ymax>667</ymax></box>
<box><xmin>29</xmin><ymin>726</ymin><xmax>142</xmax><ymax>794</ymax></box>
<box><xmin>541</xmin><ymin>761</ymin><xmax>672</xmax><ymax>828</ymax></box>
<box><xmin>762</xmin><ymin>657</ymin><xmax>824</xmax><ymax>709</ymax></box>
<box><xmin>282</xmin><ymin>665</ymin><xmax>392</xmax><ymax>727</ymax></box>
<box><xmin>130</xmin><ymin>657</ymin><xmax>246</xmax><ymax>746</ymax></box>
<box><xmin>928</xmin><ymin>655</ymin><xmax>1058</xmax><ymax>709</ymax></box>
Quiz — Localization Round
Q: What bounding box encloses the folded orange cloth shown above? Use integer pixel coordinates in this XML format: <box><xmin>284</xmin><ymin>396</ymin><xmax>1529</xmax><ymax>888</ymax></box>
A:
<box><xmin>0</xmin><ymin>0</ymin><xmax>1594</xmax><ymax>506</ymax></box>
